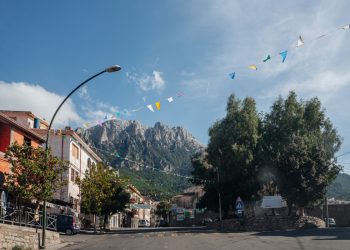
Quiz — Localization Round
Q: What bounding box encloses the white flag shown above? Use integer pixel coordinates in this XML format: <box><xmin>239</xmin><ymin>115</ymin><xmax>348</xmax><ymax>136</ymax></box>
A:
<box><xmin>167</xmin><ymin>97</ymin><xmax>174</xmax><ymax>103</ymax></box>
<box><xmin>147</xmin><ymin>104</ymin><xmax>154</xmax><ymax>112</ymax></box>
<box><xmin>297</xmin><ymin>36</ymin><xmax>304</xmax><ymax>47</ymax></box>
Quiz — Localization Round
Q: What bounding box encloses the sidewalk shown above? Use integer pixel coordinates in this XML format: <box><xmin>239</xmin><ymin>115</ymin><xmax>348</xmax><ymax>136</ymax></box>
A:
<box><xmin>45</xmin><ymin>241</ymin><xmax>71</xmax><ymax>250</ymax></box>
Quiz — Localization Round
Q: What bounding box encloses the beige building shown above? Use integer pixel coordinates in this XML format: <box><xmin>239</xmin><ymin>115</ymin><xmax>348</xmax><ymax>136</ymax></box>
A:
<box><xmin>0</xmin><ymin>111</ymin><xmax>102</xmax><ymax>215</ymax></box>
<box><xmin>36</xmin><ymin>127</ymin><xmax>102</xmax><ymax>214</ymax></box>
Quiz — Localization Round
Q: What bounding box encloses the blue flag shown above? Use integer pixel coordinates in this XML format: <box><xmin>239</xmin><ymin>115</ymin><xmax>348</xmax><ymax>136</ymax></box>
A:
<box><xmin>280</xmin><ymin>50</ymin><xmax>288</xmax><ymax>63</ymax></box>
<box><xmin>229</xmin><ymin>72</ymin><xmax>235</xmax><ymax>79</ymax></box>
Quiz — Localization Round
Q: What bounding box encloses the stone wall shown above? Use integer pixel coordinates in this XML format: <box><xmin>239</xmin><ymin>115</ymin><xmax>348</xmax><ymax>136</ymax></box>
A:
<box><xmin>207</xmin><ymin>216</ymin><xmax>296</xmax><ymax>231</ymax></box>
<box><xmin>206</xmin><ymin>216</ymin><xmax>324</xmax><ymax>232</ymax></box>
<box><xmin>306</xmin><ymin>204</ymin><xmax>350</xmax><ymax>227</ymax></box>
<box><xmin>0</xmin><ymin>224</ymin><xmax>60</xmax><ymax>250</ymax></box>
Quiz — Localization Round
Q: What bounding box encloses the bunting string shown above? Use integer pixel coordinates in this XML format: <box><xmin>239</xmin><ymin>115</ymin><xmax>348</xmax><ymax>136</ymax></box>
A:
<box><xmin>82</xmin><ymin>91</ymin><xmax>185</xmax><ymax>128</ymax></box>
<box><xmin>228</xmin><ymin>23</ymin><xmax>350</xmax><ymax>79</ymax></box>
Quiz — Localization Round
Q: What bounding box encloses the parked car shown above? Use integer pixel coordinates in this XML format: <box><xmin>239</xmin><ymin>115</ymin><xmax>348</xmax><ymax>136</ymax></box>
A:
<box><xmin>56</xmin><ymin>214</ymin><xmax>80</xmax><ymax>235</ymax></box>
<box><xmin>201</xmin><ymin>218</ymin><xmax>213</xmax><ymax>226</ymax></box>
<box><xmin>156</xmin><ymin>219</ymin><xmax>168</xmax><ymax>227</ymax></box>
<box><xmin>324</xmin><ymin>218</ymin><xmax>336</xmax><ymax>227</ymax></box>
<box><xmin>138</xmin><ymin>219</ymin><xmax>150</xmax><ymax>227</ymax></box>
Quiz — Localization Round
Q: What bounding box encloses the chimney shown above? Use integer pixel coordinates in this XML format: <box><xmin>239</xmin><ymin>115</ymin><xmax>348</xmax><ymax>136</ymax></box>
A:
<box><xmin>33</xmin><ymin>117</ymin><xmax>40</xmax><ymax>128</ymax></box>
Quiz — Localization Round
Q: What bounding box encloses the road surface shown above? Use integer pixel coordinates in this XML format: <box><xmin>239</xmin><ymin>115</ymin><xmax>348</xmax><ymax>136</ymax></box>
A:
<box><xmin>58</xmin><ymin>227</ymin><xmax>350</xmax><ymax>250</ymax></box>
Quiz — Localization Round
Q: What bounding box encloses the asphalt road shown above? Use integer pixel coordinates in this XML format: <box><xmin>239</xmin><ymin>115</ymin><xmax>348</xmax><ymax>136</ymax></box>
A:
<box><xmin>58</xmin><ymin>227</ymin><xmax>350</xmax><ymax>250</ymax></box>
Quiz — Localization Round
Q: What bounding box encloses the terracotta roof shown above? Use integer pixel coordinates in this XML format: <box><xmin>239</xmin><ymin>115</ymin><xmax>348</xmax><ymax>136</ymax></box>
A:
<box><xmin>0</xmin><ymin>112</ymin><xmax>45</xmax><ymax>142</ymax></box>
<box><xmin>0</xmin><ymin>110</ymin><xmax>49</xmax><ymax>126</ymax></box>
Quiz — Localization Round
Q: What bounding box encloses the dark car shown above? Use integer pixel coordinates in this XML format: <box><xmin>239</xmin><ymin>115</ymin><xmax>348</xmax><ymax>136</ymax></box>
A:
<box><xmin>56</xmin><ymin>214</ymin><xmax>80</xmax><ymax>235</ymax></box>
<box><xmin>156</xmin><ymin>219</ymin><xmax>168</xmax><ymax>227</ymax></box>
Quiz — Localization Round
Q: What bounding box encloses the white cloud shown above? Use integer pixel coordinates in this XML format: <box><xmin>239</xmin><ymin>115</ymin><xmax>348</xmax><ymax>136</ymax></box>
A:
<box><xmin>262</xmin><ymin>71</ymin><xmax>350</xmax><ymax>101</ymax></box>
<box><xmin>78</xmin><ymin>85</ymin><xmax>89</xmax><ymax>100</ymax></box>
<box><xmin>126</xmin><ymin>70</ymin><xmax>166</xmax><ymax>91</ymax></box>
<box><xmin>0</xmin><ymin>81</ymin><xmax>83</xmax><ymax>128</ymax></box>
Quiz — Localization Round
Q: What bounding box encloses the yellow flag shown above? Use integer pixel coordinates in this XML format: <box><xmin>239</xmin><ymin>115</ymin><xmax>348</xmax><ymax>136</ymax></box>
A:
<box><xmin>155</xmin><ymin>101</ymin><xmax>161</xmax><ymax>110</ymax></box>
<box><xmin>248</xmin><ymin>65</ymin><xmax>257</xmax><ymax>70</ymax></box>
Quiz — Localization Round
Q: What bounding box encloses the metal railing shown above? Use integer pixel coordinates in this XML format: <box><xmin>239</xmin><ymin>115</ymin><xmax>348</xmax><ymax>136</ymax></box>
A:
<box><xmin>0</xmin><ymin>204</ymin><xmax>57</xmax><ymax>231</ymax></box>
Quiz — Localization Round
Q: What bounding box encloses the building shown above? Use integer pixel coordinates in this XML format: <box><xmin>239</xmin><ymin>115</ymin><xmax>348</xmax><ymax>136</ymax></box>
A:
<box><xmin>0</xmin><ymin>110</ymin><xmax>102</xmax><ymax>215</ymax></box>
<box><xmin>171</xmin><ymin>186</ymin><xmax>204</xmax><ymax>209</ymax></box>
<box><xmin>109</xmin><ymin>184</ymin><xmax>153</xmax><ymax>229</ymax></box>
<box><xmin>0</xmin><ymin>110</ymin><xmax>49</xmax><ymax>130</ymax></box>
<box><xmin>34</xmin><ymin>127</ymin><xmax>102</xmax><ymax>214</ymax></box>
<box><xmin>0</xmin><ymin>112</ymin><xmax>46</xmax><ymax>206</ymax></box>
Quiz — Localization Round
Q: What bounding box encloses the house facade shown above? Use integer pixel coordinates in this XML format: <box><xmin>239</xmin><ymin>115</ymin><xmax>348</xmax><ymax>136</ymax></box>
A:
<box><xmin>34</xmin><ymin>127</ymin><xmax>102</xmax><ymax>214</ymax></box>
<box><xmin>0</xmin><ymin>110</ymin><xmax>102</xmax><ymax>215</ymax></box>
<box><xmin>0</xmin><ymin>112</ymin><xmax>45</xmax><ymax>206</ymax></box>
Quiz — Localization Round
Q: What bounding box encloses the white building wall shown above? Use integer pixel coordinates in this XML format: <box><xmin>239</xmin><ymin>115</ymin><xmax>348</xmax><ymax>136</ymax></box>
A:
<box><xmin>48</xmin><ymin>132</ymin><xmax>100</xmax><ymax>214</ymax></box>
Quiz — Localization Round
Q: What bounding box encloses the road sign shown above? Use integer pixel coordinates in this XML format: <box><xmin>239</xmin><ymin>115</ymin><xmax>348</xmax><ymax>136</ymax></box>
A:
<box><xmin>235</xmin><ymin>196</ymin><xmax>244</xmax><ymax>211</ymax></box>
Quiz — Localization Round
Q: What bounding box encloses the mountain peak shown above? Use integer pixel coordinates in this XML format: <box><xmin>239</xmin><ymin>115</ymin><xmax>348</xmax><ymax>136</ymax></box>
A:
<box><xmin>80</xmin><ymin>119</ymin><xmax>204</xmax><ymax>174</ymax></box>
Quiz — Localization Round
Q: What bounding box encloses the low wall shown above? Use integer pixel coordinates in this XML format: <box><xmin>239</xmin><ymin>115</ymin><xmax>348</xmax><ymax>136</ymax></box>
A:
<box><xmin>0</xmin><ymin>224</ymin><xmax>60</xmax><ymax>250</ymax></box>
<box><xmin>207</xmin><ymin>216</ymin><xmax>325</xmax><ymax>232</ymax></box>
<box><xmin>207</xmin><ymin>216</ymin><xmax>296</xmax><ymax>232</ymax></box>
<box><xmin>306</xmin><ymin>204</ymin><xmax>350</xmax><ymax>227</ymax></box>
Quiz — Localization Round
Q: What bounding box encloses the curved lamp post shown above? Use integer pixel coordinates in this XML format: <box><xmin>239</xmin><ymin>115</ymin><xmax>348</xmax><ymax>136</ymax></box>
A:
<box><xmin>41</xmin><ymin>65</ymin><xmax>121</xmax><ymax>248</ymax></box>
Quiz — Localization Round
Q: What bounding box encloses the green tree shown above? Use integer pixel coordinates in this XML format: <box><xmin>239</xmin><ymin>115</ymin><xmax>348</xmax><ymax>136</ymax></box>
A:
<box><xmin>192</xmin><ymin>94</ymin><xmax>261</xmax><ymax>216</ymax></box>
<box><xmin>5</xmin><ymin>142</ymin><xmax>68</xmax><ymax>218</ymax></box>
<box><xmin>263</xmin><ymin>91</ymin><xmax>342</xmax><ymax>215</ymax></box>
<box><xmin>78</xmin><ymin>163</ymin><xmax>130</xmax><ymax>230</ymax></box>
<box><xmin>155</xmin><ymin>201</ymin><xmax>171</xmax><ymax>220</ymax></box>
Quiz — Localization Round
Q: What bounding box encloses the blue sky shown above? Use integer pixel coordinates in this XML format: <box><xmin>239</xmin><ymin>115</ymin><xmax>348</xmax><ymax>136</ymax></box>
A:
<box><xmin>1</xmin><ymin>0</ymin><xmax>350</xmax><ymax>171</ymax></box>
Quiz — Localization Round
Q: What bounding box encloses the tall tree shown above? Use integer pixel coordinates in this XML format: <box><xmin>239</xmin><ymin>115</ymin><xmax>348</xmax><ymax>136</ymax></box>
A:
<box><xmin>263</xmin><ymin>91</ymin><xmax>342</xmax><ymax>215</ymax></box>
<box><xmin>155</xmin><ymin>201</ymin><xmax>171</xmax><ymax>220</ymax></box>
<box><xmin>5</xmin><ymin>143</ymin><xmax>68</xmax><ymax>218</ymax></box>
<box><xmin>78</xmin><ymin>163</ymin><xmax>130</xmax><ymax>229</ymax></box>
<box><xmin>192</xmin><ymin>94</ymin><xmax>261</xmax><ymax>216</ymax></box>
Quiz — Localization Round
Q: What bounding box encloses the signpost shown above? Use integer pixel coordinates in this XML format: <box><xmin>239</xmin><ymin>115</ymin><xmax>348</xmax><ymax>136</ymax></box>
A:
<box><xmin>235</xmin><ymin>196</ymin><xmax>244</xmax><ymax>218</ymax></box>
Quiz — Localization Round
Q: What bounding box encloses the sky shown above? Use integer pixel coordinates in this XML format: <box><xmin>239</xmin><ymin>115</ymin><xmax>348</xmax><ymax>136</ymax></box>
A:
<box><xmin>1</xmin><ymin>0</ymin><xmax>350</xmax><ymax>172</ymax></box>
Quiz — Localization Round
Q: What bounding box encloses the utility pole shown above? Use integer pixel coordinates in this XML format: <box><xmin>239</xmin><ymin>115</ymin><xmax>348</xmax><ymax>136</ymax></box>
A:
<box><xmin>325</xmin><ymin>195</ymin><xmax>329</xmax><ymax>228</ymax></box>
<box><xmin>216</xmin><ymin>167</ymin><xmax>222</xmax><ymax>230</ymax></box>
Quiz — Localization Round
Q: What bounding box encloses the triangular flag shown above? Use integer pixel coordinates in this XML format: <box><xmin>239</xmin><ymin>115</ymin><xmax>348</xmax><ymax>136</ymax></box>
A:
<box><xmin>116</xmin><ymin>112</ymin><xmax>121</xmax><ymax>118</ymax></box>
<box><xmin>248</xmin><ymin>65</ymin><xmax>257</xmax><ymax>70</ymax></box>
<box><xmin>229</xmin><ymin>72</ymin><xmax>236</xmax><ymax>79</ymax></box>
<box><xmin>342</xmin><ymin>24</ymin><xmax>350</xmax><ymax>29</ymax></box>
<box><xmin>147</xmin><ymin>104</ymin><xmax>154</xmax><ymax>112</ymax></box>
<box><xmin>83</xmin><ymin>122</ymin><xmax>89</xmax><ymax>128</ymax></box>
<box><xmin>297</xmin><ymin>36</ymin><xmax>304</xmax><ymax>47</ymax></box>
<box><xmin>263</xmin><ymin>55</ymin><xmax>271</xmax><ymax>62</ymax></box>
<box><xmin>167</xmin><ymin>97</ymin><xmax>174</xmax><ymax>103</ymax></box>
<box><xmin>155</xmin><ymin>101</ymin><xmax>161</xmax><ymax>110</ymax></box>
<box><xmin>177</xmin><ymin>92</ymin><xmax>184</xmax><ymax>97</ymax></box>
<box><xmin>280</xmin><ymin>50</ymin><xmax>288</xmax><ymax>63</ymax></box>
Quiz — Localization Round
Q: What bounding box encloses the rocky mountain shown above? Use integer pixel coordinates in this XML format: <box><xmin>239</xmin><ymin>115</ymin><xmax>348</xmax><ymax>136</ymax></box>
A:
<box><xmin>77</xmin><ymin>119</ymin><xmax>205</xmax><ymax>200</ymax></box>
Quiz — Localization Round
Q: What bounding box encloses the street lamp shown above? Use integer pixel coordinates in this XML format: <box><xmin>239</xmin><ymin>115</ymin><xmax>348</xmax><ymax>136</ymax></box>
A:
<box><xmin>41</xmin><ymin>65</ymin><xmax>121</xmax><ymax>248</ymax></box>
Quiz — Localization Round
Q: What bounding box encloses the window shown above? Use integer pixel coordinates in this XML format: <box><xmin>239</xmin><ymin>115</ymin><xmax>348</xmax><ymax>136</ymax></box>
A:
<box><xmin>24</xmin><ymin>137</ymin><xmax>31</xmax><ymax>146</ymax></box>
<box><xmin>71</xmin><ymin>168</ymin><xmax>75</xmax><ymax>182</ymax></box>
<box><xmin>75</xmin><ymin>170</ymin><xmax>79</xmax><ymax>182</ymax></box>
<box><xmin>87</xmin><ymin>158</ymin><xmax>92</xmax><ymax>168</ymax></box>
<box><xmin>72</xmin><ymin>144</ymin><xmax>79</xmax><ymax>159</ymax></box>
